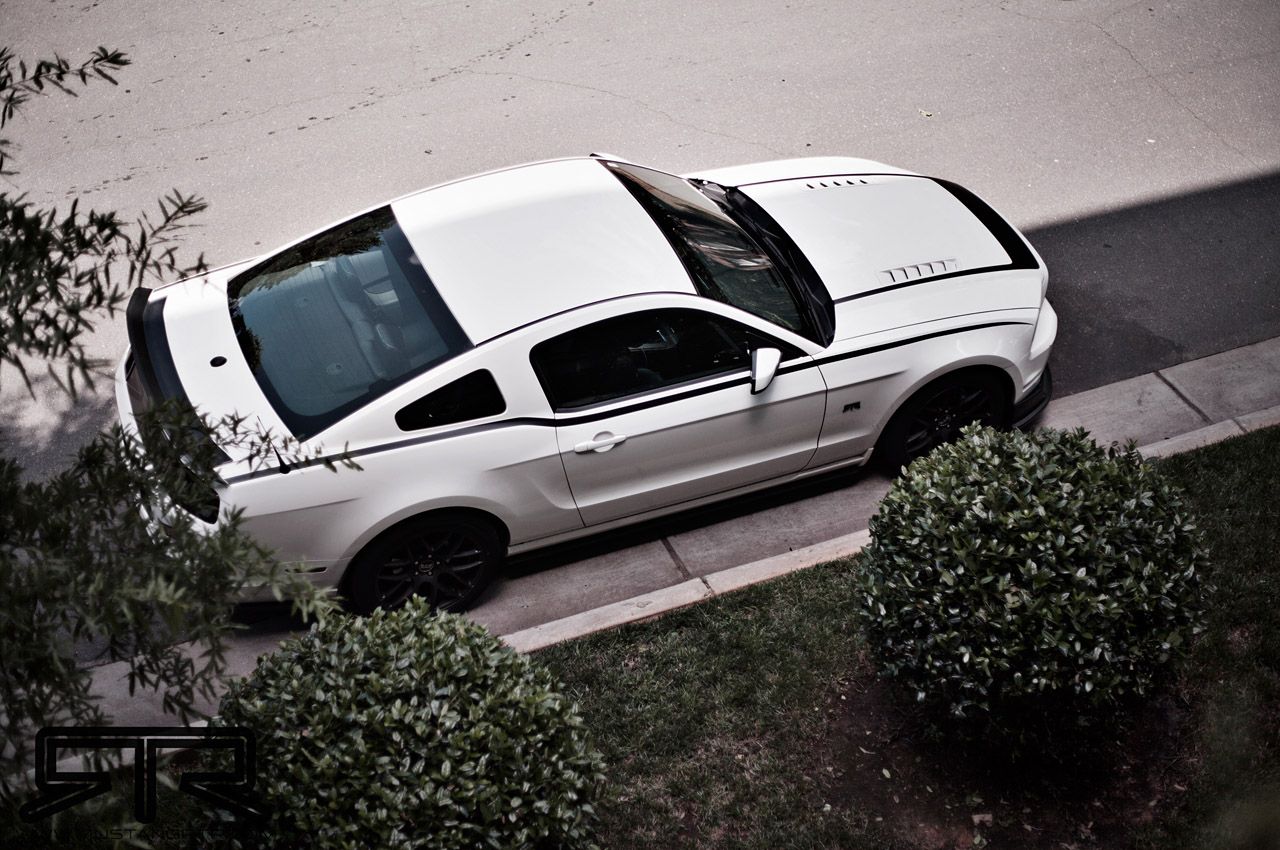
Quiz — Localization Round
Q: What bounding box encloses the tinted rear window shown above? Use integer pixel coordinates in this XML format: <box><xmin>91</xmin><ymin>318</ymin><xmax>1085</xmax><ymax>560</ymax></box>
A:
<box><xmin>228</xmin><ymin>207</ymin><xmax>470</xmax><ymax>438</ymax></box>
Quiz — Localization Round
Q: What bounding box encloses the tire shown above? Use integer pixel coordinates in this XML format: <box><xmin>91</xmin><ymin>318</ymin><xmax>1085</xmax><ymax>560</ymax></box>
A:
<box><xmin>877</xmin><ymin>371</ymin><xmax>1010</xmax><ymax>473</ymax></box>
<box><xmin>344</xmin><ymin>514</ymin><xmax>502</xmax><ymax>615</ymax></box>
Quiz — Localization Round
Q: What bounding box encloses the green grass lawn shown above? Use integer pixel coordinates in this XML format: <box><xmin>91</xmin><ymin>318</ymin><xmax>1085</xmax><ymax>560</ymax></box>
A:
<box><xmin>535</xmin><ymin>426</ymin><xmax>1280</xmax><ymax>849</ymax></box>
<box><xmin>6</xmin><ymin>427</ymin><xmax>1278</xmax><ymax>849</ymax></box>
<box><xmin>1129</xmin><ymin>428</ymin><xmax>1280</xmax><ymax>849</ymax></box>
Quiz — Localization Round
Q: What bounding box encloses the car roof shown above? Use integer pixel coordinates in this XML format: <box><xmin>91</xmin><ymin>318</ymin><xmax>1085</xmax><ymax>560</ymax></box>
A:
<box><xmin>390</xmin><ymin>158</ymin><xmax>696</xmax><ymax>344</ymax></box>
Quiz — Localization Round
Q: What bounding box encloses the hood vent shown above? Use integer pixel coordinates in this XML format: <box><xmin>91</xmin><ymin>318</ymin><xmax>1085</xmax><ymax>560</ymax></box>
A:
<box><xmin>879</xmin><ymin>258</ymin><xmax>958</xmax><ymax>285</ymax></box>
<box><xmin>804</xmin><ymin>177</ymin><xmax>869</xmax><ymax>189</ymax></box>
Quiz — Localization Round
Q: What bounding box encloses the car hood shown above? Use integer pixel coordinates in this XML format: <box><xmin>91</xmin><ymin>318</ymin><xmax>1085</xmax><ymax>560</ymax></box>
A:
<box><xmin>739</xmin><ymin>174</ymin><xmax>1017</xmax><ymax>303</ymax></box>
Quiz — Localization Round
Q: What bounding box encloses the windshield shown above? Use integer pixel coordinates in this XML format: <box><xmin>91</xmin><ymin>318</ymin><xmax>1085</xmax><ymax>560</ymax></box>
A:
<box><xmin>227</xmin><ymin>207</ymin><xmax>470</xmax><ymax>438</ymax></box>
<box><xmin>604</xmin><ymin>161</ymin><xmax>808</xmax><ymax>336</ymax></box>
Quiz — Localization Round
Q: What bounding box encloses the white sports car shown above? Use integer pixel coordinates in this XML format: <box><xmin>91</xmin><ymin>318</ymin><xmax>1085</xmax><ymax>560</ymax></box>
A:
<box><xmin>116</xmin><ymin>155</ymin><xmax>1056</xmax><ymax>612</ymax></box>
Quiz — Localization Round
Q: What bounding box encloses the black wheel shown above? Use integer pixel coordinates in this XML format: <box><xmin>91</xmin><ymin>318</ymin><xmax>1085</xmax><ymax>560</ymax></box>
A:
<box><xmin>877</xmin><ymin>371</ymin><xmax>1010</xmax><ymax>472</ymax></box>
<box><xmin>344</xmin><ymin>515</ymin><xmax>502</xmax><ymax>614</ymax></box>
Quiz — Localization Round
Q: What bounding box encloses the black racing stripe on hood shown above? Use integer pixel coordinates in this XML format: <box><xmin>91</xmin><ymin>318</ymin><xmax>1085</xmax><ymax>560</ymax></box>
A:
<box><xmin>831</xmin><ymin>177</ymin><xmax>1040</xmax><ymax>304</ymax></box>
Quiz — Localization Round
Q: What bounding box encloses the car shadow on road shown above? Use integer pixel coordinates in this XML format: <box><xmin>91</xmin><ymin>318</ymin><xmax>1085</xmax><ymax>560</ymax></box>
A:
<box><xmin>1026</xmin><ymin>170</ymin><xmax>1280</xmax><ymax>396</ymax></box>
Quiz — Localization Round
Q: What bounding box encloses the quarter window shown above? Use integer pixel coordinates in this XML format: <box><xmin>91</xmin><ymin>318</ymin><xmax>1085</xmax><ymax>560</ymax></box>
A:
<box><xmin>531</xmin><ymin>309</ymin><xmax>800</xmax><ymax>411</ymax></box>
<box><xmin>395</xmin><ymin>370</ymin><xmax>506</xmax><ymax>431</ymax></box>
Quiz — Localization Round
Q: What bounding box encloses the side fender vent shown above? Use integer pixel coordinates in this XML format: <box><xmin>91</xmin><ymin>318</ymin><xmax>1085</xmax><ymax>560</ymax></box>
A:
<box><xmin>879</xmin><ymin>258</ymin><xmax>959</xmax><ymax>285</ymax></box>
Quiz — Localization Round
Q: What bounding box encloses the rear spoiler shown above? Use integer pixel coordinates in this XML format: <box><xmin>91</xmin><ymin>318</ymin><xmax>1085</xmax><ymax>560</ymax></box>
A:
<box><xmin>125</xmin><ymin>287</ymin><xmax>165</xmax><ymax>405</ymax></box>
<box><xmin>126</xmin><ymin>286</ymin><xmax>187</xmax><ymax>402</ymax></box>
<box><xmin>125</xmin><ymin>286</ymin><xmax>232</xmax><ymax>468</ymax></box>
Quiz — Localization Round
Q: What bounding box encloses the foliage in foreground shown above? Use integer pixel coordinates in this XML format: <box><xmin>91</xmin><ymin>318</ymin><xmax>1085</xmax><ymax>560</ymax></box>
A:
<box><xmin>211</xmin><ymin>598</ymin><xmax>605</xmax><ymax>850</ymax></box>
<box><xmin>530</xmin><ymin>427</ymin><xmax>1277</xmax><ymax>850</ymax></box>
<box><xmin>4</xmin><ymin>429</ymin><xmax>1277</xmax><ymax>849</ymax></box>
<box><xmin>0</xmin><ymin>45</ymin><xmax>336</xmax><ymax>797</ymax></box>
<box><xmin>855</xmin><ymin>425</ymin><xmax>1210</xmax><ymax>743</ymax></box>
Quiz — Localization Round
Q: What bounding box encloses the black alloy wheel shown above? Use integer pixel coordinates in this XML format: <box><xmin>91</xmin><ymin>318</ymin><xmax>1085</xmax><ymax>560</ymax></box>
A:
<box><xmin>879</xmin><ymin>372</ymin><xmax>1009</xmax><ymax>472</ymax></box>
<box><xmin>345</xmin><ymin>515</ymin><xmax>501</xmax><ymax>614</ymax></box>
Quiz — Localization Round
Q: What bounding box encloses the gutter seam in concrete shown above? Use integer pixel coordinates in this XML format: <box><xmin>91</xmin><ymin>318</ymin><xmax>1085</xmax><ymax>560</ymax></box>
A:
<box><xmin>1154</xmin><ymin>369</ymin><xmax>1214</xmax><ymax>424</ymax></box>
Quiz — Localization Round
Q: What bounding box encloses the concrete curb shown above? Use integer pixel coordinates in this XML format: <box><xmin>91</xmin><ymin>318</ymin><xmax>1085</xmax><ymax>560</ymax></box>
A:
<box><xmin>503</xmin><ymin>579</ymin><xmax>712</xmax><ymax>653</ymax></box>
<box><xmin>1237</xmin><ymin>403</ymin><xmax>1280</xmax><ymax>434</ymax></box>
<box><xmin>506</xmin><ymin>412</ymin><xmax>1270</xmax><ymax>652</ymax></box>
<box><xmin>1137</xmin><ymin>419</ymin><xmax>1246</xmax><ymax>459</ymax></box>
<box><xmin>503</xmin><ymin>530</ymin><xmax>873</xmax><ymax>652</ymax></box>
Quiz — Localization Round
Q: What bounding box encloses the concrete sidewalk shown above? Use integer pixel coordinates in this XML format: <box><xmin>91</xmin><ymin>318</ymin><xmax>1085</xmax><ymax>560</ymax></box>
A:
<box><xmin>87</xmin><ymin>335</ymin><xmax>1280</xmax><ymax>727</ymax></box>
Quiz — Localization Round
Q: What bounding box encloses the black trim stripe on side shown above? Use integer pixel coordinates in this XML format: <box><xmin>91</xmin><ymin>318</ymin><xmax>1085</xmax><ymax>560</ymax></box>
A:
<box><xmin>222</xmin><ymin>320</ymin><xmax>1030</xmax><ymax>484</ymax></box>
<box><xmin>808</xmin><ymin>321</ymin><xmax>1030</xmax><ymax>369</ymax></box>
<box><xmin>221</xmin><ymin>417</ymin><xmax>549</xmax><ymax>484</ymax></box>
<box><xmin>549</xmin><ymin>321</ymin><xmax>1032</xmax><ymax>418</ymax></box>
<box><xmin>550</xmin><ymin>375</ymin><xmax>752</xmax><ymax>426</ymax></box>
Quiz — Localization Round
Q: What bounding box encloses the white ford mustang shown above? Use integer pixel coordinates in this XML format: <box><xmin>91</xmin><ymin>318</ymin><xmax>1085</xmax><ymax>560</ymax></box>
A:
<box><xmin>116</xmin><ymin>155</ymin><xmax>1056</xmax><ymax>612</ymax></box>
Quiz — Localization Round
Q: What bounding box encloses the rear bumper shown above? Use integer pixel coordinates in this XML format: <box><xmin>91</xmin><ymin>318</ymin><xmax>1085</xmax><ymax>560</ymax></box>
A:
<box><xmin>1012</xmin><ymin>366</ymin><xmax>1053</xmax><ymax>429</ymax></box>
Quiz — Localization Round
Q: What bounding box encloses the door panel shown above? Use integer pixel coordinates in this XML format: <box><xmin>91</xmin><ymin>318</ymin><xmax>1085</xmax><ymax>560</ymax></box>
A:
<box><xmin>555</xmin><ymin>370</ymin><xmax>826</xmax><ymax>524</ymax></box>
<box><xmin>530</xmin><ymin>308</ymin><xmax>826</xmax><ymax>526</ymax></box>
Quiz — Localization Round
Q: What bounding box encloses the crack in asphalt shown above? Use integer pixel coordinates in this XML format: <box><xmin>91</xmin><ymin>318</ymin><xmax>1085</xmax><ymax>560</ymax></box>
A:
<box><xmin>996</xmin><ymin>0</ymin><xmax>1265</xmax><ymax>167</ymax></box>
<box><xmin>95</xmin><ymin>5</ymin><xmax>578</xmax><ymax>143</ymax></box>
<box><xmin>427</xmin><ymin>7</ymin><xmax>573</xmax><ymax>84</ymax></box>
<box><xmin>1083</xmin><ymin>21</ymin><xmax>1263</xmax><ymax>167</ymax></box>
<box><xmin>460</xmin><ymin>67</ymin><xmax>788</xmax><ymax>157</ymax></box>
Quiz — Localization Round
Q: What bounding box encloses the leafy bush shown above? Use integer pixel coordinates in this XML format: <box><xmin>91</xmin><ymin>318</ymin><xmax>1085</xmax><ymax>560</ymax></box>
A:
<box><xmin>212</xmin><ymin>598</ymin><xmax>605</xmax><ymax>849</ymax></box>
<box><xmin>855</xmin><ymin>425</ymin><xmax>1208</xmax><ymax>740</ymax></box>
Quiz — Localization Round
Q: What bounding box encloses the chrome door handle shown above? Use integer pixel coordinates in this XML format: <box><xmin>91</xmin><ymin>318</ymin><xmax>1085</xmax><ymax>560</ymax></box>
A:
<box><xmin>574</xmin><ymin>432</ymin><xmax>627</xmax><ymax>453</ymax></box>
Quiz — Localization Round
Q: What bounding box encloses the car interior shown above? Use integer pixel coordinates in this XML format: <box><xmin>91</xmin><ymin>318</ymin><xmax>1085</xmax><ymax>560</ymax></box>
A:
<box><xmin>532</xmin><ymin>309</ymin><xmax>761</xmax><ymax>410</ymax></box>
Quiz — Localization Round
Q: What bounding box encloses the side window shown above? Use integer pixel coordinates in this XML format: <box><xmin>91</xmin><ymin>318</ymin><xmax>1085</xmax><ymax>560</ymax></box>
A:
<box><xmin>395</xmin><ymin>370</ymin><xmax>505</xmax><ymax>431</ymax></box>
<box><xmin>530</xmin><ymin>309</ymin><xmax>802</xmax><ymax>411</ymax></box>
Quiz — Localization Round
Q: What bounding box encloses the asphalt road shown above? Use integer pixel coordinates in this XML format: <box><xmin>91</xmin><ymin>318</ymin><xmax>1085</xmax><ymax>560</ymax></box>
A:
<box><xmin>4</xmin><ymin>0</ymin><xmax>1278</xmax><ymax>478</ymax></box>
<box><xmin>1</xmin><ymin>0</ymin><xmax>1275</xmax><ymax>444</ymax></box>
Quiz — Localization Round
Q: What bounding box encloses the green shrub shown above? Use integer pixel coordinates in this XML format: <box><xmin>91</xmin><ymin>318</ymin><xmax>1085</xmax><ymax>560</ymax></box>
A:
<box><xmin>211</xmin><ymin>598</ymin><xmax>605</xmax><ymax>849</ymax></box>
<box><xmin>855</xmin><ymin>425</ymin><xmax>1208</xmax><ymax>740</ymax></box>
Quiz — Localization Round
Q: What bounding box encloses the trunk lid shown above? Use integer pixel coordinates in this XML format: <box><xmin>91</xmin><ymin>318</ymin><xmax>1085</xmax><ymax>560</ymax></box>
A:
<box><xmin>125</xmin><ymin>260</ymin><xmax>291</xmax><ymax>457</ymax></box>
